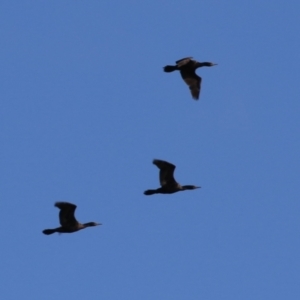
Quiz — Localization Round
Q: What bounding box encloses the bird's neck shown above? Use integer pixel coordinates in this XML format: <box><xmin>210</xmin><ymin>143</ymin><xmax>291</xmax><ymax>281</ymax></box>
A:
<box><xmin>181</xmin><ymin>185</ymin><xmax>195</xmax><ymax>190</ymax></box>
<box><xmin>196</xmin><ymin>62</ymin><xmax>212</xmax><ymax>68</ymax></box>
<box><xmin>82</xmin><ymin>222</ymin><xmax>94</xmax><ymax>228</ymax></box>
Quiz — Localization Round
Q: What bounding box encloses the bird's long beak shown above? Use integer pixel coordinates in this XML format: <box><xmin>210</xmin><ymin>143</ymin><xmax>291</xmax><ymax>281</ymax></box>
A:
<box><xmin>196</xmin><ymin>186</ymin><xmax>201</xmax><ymax>189</ymax></box>
<box><xmin>97</xmin><ymin>223</ymin><xmax>102</xmax><ymax>226</ymax></box>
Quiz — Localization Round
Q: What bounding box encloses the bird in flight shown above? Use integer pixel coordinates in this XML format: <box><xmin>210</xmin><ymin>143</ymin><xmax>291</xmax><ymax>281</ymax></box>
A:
<box><xmin>163</xmin><ymin>57</ymin><xmax>217</xmax><ymax>100</ymax></box>
<box><xmin>43</xmin><ymin>202</ymin><xmax>101</xmax><ymax>235</ymax></box>
<box><xmin>144</xmin><ymin>159</ymin><xmax>201</xmax><ymax>195</ymax></box>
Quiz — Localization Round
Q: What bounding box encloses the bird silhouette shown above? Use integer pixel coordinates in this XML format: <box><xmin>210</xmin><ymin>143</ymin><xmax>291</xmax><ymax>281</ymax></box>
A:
<box><xmin>163</xmin><ymin>57</ymin><xmax>217</xmax><ymax>100</ymax></box>
<box><xmin>144</xmin><ymin>159</ymin><xmax>200</xmax><ymax>195</ymax></box>
<box><xmin>43</xmin><ymin>202</ymin><xmax>101</xmax><ymax>235</ymax></box>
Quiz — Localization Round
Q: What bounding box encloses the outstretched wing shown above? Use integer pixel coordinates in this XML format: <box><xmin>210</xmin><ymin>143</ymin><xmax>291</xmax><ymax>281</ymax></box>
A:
<box><xmin>180</xmin><ymin>70</ymin><xmax>202</xmax><ymax>100</ymax></box>
<box><xmin>153</xmin><ymin>159</ymin><xmax>177</xmax><ymax>186</ymax></box>
<box><xmin>176</xmin><ymin>57</ymin><xmax>193</xmax><ymax>68</ymax></box>
<box><xmin>55</xmin><ymin>202</ymin><xmax>78</xmax><ymax>227</ymax></box>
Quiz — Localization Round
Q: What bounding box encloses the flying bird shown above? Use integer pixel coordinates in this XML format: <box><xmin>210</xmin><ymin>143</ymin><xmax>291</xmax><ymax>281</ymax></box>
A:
<box><xmin>144</xmin><ymin>159</ymin><xmax>200</xmax><ymax>195</ymax></box>
<box><xmin>163</xmin><ymin>57</ymin><xmax>217</xmax><ymax>100</ymax></box>
<box><xmin>43</xmin><ymin>202</ymin><xmax>101</xmax><ymax>235</ymax></box>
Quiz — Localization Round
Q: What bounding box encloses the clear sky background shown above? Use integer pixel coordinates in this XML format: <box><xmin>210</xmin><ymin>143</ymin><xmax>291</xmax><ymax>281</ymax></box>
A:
<box><xmin>1</xmin><ymin>1</ymin><xmax>299</xmax><ymax>299</ymax></box>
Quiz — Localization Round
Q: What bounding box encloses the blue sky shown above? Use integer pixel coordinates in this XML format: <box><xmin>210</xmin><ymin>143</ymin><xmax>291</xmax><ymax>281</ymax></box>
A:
<box><xmin>1</xmin><ymin>1</ymin><xmax>299</xmax><ymax>299</ymax></box>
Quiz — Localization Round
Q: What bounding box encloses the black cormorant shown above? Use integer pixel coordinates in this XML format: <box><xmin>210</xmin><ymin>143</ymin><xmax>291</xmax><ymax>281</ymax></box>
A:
<box><xmin>43</xmin><ymin>202</ymin><xmax>101</xmax><ymax>235</ymax></box>
<box><xmin>163</xmin><ymin>57</ymin><xmax>217</xmax><ymax>100</ymax></box>
<box><xmin>144</xmin><ymin>159</ymin><xmax>200</xmax><ymax>195</ymax></box>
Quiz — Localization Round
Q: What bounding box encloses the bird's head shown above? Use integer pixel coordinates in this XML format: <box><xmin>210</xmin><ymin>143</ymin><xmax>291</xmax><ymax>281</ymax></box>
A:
<box><xmin>84</xmin><ymin>222</ymin><xmax>102</xmax><ymax>227</ymax></box>
<box><xmin>182</xmin><ymin>185</ymin><xmax>201</xmax><ymax>190</ymax></box>
<box><xmin>196</xmin><ymin>62</ymin><xmax>217</xmax><ymax>68</ymax></box>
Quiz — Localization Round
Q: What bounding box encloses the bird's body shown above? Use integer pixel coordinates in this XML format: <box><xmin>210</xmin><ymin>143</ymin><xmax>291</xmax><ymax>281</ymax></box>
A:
<box><xmin>43</xmin><ymin>202</ymin><xmax>101</xmax><ymax>235</ymax></box>
<box><xmin>163</xmin><ymin>57</ymin><xmax>217</xmax><ymax>100</ymax></box>
<box><xmin>144</xmin><ymin>159</ymin><xmax>200</xmax><ymax>195</ymax></box>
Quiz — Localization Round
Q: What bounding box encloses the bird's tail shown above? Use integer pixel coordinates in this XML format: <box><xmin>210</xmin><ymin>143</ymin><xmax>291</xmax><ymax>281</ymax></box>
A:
<box><xmin>42</xmin><ymin>228</ymin><xmax>57</xmax><ymax>235</ymax></box>
<box><xmin>144</xmin><ymin>189</ymin><xmax>157</xmax><ymax>195</ymax></box>
<box><xmin>163</xmin><ymin>65</ymin><xmax>178</xmax><ymax>72</ymax></box>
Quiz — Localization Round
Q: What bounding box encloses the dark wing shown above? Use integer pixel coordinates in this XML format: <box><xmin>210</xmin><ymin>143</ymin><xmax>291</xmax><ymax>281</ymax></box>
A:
<box><xmin>180</xmin><ymin>69</ymin><xmax>202</xmax><ymax>100</ymax></box>
<box><xmin>176</xmin><ymin>57</ymin><xmax>193</xmax><ymax>68</ymax></box>
<box><xmin>55</xmin><ymin>202</ymin><xmax>78</xmax><ymax>227</ymax></box>
<box><xmin>153</xmin><ymin>159</ymin><xmax>177</xmax><ymax>186</ymax></box>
